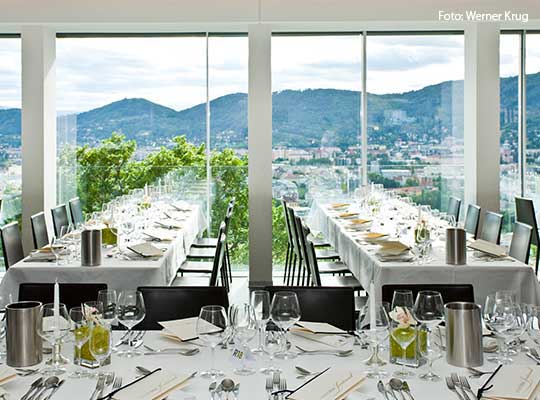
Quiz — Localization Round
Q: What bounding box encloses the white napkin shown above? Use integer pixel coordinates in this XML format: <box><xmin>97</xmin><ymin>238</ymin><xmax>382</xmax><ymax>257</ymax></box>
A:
<box><xmin>25</xmin><ymin>252</ymin><xmax>56</xmax><ymax>262</ymax></box>
<box><xmin>288</xmin><ymin>368</ymin><xmax>365</xmax><ymax>400</ymax></box>
<box><xmin>159</xmin><ymin>317</ymin><xmax>220</xmax><ymax>342</ymax></box>
<box><xmin>468</xmin><ymin>239</ymin><xmax>507</xmax><ymax>257</ymax></box>
<box><xmin>113</xmin><ymin>370</ymin><xmax>192</xmax><ymax>400</ymax></box>
<box><xmin>290</xmin><ymin>330</ymin><xmax>354</xmax><ymax>351</ymax></box>
<box><xmin>143</xmin><ymin>228</ymin><xmax>176</xmax><ymax>242</ymax></box>
<box><xmin>483</xmin><ymin>366</ymin><xmax>540</xmax><ymax>400</ymax></box>
<box><xmin>293</xmin><ymin>321</ymin><xmax>347</xmax><ymax>335</ymax></box>
<box><xmin>128</xmin><ymin>243</ymin><xmax>164</xmax><ymax>258</ymax></box>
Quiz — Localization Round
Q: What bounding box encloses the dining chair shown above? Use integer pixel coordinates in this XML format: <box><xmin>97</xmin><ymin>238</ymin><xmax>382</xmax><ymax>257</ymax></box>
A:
<box><xmin>264</xmin><ymin>286</ymin><xmax>355</xmax><ymax>331</ymax></box>
<box><xmin>463</xmin><ymin>204</ymin><xmax>481</xmax><ymax>239</ymax></box>
<box><xmin>51</xmin><ymin>204</ymin><xmax>70</xmax><ymax>238</ymax></box>
<box><xmin>281</xmin><ymin>199</ymin><xmax>294</xmax><ymax>285</ymax></box>
<box><xmin>515</xmin><ymin>197</ymin><xmax>540</xmax><ymax>273</ymax></box>
<box><xmin>509</xmin><ymin>222</ymin><xmax>533</xmax><ymax>264</ymax></box>
<box><xmin>447</xmin><ymin>196</ymin><xmax>462</xmax><ymax>223</ymax></box>
<box><xmin>177</xmin><ymin>222</ymin><xmax>226</xmax><ymax>276</ymax></box>
<box><xmin>30</xmin><ymin>211</ymin><xmax>50</xmax><ymax>249</ymax></box>
<box><xmin>137</xmin><ymin>286</ymin><xmax>229</xmax><ymax>330</ymax></box>
<box><xmin>381</xmin><ymin>284</ymin><xmax>475</xmax><ymax>305</ymax></box>
<box><xmin>478</xmin><ymin>210</ymin><xmax>504</xmax><ymax>244</ymax></box>
<box><xmin>0</xmin><ymin>221</ymin><xmax>24</xmax><ymax>269</ymax></box>
<box><xmin>18</xmin><ymin>283</ymin><xmax>107</xmax><ymax>311</ymax></box>
<box><xmin>68</xmin><ymin>197</ymin><xmax>85</xmax><ymax>227</ymax></box>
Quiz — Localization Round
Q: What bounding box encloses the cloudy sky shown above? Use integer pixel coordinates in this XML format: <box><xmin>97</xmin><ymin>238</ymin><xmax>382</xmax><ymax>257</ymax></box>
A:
<box><xmin>0</xmin><ymin>33</ymin><xmax>539</xmax><ymax>113</ymax></box>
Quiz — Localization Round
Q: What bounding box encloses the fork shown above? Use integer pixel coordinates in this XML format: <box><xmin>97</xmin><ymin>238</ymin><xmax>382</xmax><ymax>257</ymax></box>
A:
<box><xmin>446</xmin><ymin>377</ymin><xmax>465</xmax><ymax>400</ymax></box>
<box><xmin>459</xmin><ymin>376</ymin><xmax>476</xmax><ymax>400</ymax></box>
<box><xmin>265</xmin><ymin>376</ymin><xmax>273</xmax><ymax>400</ymax></box>
<box><xmin>467</xmin><ymin>367</ymin><xmax>494</xmax><ymax>378</ymax></box>
<box><xmin>279</xmin><ymin>377</ymin><xmax>287</xmax><ymax>400</ymax></box>
<box><xmin>451</xmin><ymin>373</ymin><xmax>471</xmax><ymax>400</ymax></box>
<box><xmin>90</xmin><ymin>375</ymin><xmax>105</xmax><ymax>400</ymax></box>
<box><xmin>111</xmin><ymin>376</ymin><xmax>122</xmax><ymax>394</ymax></box>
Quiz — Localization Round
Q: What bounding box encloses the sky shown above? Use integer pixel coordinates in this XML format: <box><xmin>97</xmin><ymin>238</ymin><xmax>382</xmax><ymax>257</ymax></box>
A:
<box><xmin>0</xmin><ymin>34</ymin><xmax>539</xmax><ymax>113</ymax></box>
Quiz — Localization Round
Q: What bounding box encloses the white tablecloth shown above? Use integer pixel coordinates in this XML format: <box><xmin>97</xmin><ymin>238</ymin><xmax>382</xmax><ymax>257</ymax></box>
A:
<box><xmin>0</xmin><ymin>205</ymin><xmax>206</xmax><ymax>299</ymax></box>
<box><xmin>311</xmin><ymin>201</ymin><xmax>540</xmax><ymax>305</ymax></box>
<box><xmin>1</xmin><ymin>330</ymin><xmax>534</xmax><ymax>399</ymax></box>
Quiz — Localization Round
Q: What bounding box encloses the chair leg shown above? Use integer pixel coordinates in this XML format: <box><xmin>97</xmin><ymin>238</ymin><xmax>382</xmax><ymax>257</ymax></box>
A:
<box><xmin>296</xmin><ymin>259</ymin><xmax>303</xmax><ymax>286</ymax></box>
<box><xmin>289</xmin><ymin>254</ymin><xmax>296</xmax><ymax>286</ymax></box>
<box><xmin>226</xmin><ymin>244</ymin><xmax>233</xmax><ymax>283</ymax></box>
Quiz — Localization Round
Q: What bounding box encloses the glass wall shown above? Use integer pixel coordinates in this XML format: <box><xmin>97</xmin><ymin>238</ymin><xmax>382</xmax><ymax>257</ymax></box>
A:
<box><xmin>366</xmin><ymin>34</ymin><xmax>464</xmax><ymax>213</ymax></box>
<box><xmin>526</xmin><ymin>33</ymin><xmax>540</xmax><ymax>209</ymax></box>
<box><xmin>56</xmin><ymin>34</ymin><xmax>249</xmax><ymax>268</ymax></box>
<box><xmin>271</xmin><ymin>34</ymin><xmax>363</xmax><ymax>266</ymax></box>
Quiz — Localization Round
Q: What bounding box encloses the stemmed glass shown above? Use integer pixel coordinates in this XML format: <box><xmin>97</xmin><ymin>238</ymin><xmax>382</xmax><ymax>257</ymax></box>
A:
<box><xmin>250</xmin><ymin>290</ymin><xmax>270</xmax><ymax>354</ymax></box>
<box><xmin>413</xmin><ymin>291</ymin><xmax>444</xmax><ymax>381</ymax></box>
<box><xmin>392</xmin><ymin>290</ymin><xmax>414</xmax><ymax>310</ymax></box>
<box><xmin>70</xmin><ymin>306</ymin><xmax>90</xmax><ymax>378</ymax></box>
<box><xmin>358</xmin><ymin>304</ymin><xmax>390</xmax><ymax>378</ymax></box>
<box><xmin>484</xmin><ymin>294</ymin><xmax>515</xmax><ymax>365</ymax></box>
<box><xmin>230</xmin><ymin>303</ymin><xmax>258</xmax><ymax>375</ymax></box>
<box><xmin>260</xmin><ymin>325</ymin><xmax>284</xmax><ymax>374</ymax></box>
<box><xmin>528</xmin><ymin>306</ymin><xmax>540</xmax><ymax>345</ymax></box>
<box><xmin>270</xmin><ymin>292</ymin><xmax>301</xmax><ymax>360</ymax></box>
<box><xmin>197</xmin><ymin>305</ymin><xmax>228</xmax><ymax>380</ymax></box>
<box><xmin>89</xmin><ymin>322</ymin><xmax>112</xmax><ymax>376</ymax></box>
<box><xmin>50</xmin><ymin>236</ymin><xmax>62</xmax><ymax>267</ymax></box>
<box><xmin>390</xmin><ymin>306</ymin><xmax>417</xmax><ymax>378</ymax></box>
<box><xmin>97</xmin><ymin>290</ymin><xmax>117</xmax><ymax>327</ymax></box>
<box><xmin>37</xmin><ymin>303</ymin><xmax>71</xmax><ymax>375</ymax></box>
<box><xmin>116</xmin><ymin>290</ymin><xmax>146</xmax><ymax>357</ymax></box>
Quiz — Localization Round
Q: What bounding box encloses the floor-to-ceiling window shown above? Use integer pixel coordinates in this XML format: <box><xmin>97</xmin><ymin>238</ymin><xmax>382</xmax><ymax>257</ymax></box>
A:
<box><xmin>271</xmin><ymin>34</ymin><xmax>363</xmax><ymax>266</ymax></box>
<box><xmin>525</xmin><ymin>33</ymin><xmax>540</xmax><ymax>208</ymax></box>
<box><xmin>56</xmin><ymin>34</ymin><xmax>249</xmax><ymax>269</ymax></box>
<box><xmin>366</xmin><ymin>33</ymin><xmax>464</xmax><ymax>213</ymax></box>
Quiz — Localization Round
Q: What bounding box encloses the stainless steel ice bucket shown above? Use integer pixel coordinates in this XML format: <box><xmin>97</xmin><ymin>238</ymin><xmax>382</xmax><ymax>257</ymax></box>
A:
<box><xmin>81</xmin><ymin>229</ymin><xmax>102</xmax><ymax>266</ymax></box>
<box><xmin>445</xmin><ymin>302</ymin><xmax>483</xmax><ymax>367</ymax></box>
<box><xmin>446</xmin><ymin>227</ymin><xmax>467</xmax><ymax>265</ymax></box>
<box><xmin>6</xmin><ymin>301</ymin><xmax>43</xmax><ymax>367</ymax></box>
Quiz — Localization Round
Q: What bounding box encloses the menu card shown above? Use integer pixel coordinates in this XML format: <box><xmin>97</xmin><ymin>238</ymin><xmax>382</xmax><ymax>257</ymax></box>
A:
<box><xmin>25</xmin><ymin>251</ymin><xmax>57</xmax><ymax>262</ymax></box>
<box><xmin>159</xmin><ymin>317</ymin><xmax>221</xmax><ymax>342</ymax></box>
<box><xmin>288</xmin><ymin>368</ymin><xmax>365</xmax><ymax>400</ymax></box>
<box><xmin>128</xmin><ymin>243</ymin><xmax>164</xmax><ymax>258</ymax></box>
<box><xmin>468</xmin><ymin>239</ymin><xmax>507</xmax><ymax>258</ymax></box>
<box><xmin>293</xmin><ymin>321</ymin><xmax>347</xmax><ymax>335</ymax></box>
<box><xmin>113</xmin><ymin>369</ymin><xmax>192</xmax><ymax>400</ymax></box>
<box><xmin>483</xmin><ymin>366</ymin><xmax>540</xmax><ymax>400</ymax></box>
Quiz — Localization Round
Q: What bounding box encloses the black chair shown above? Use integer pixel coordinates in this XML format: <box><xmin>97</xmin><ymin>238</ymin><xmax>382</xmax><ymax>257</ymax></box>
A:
<box><xmin>68</xmin><ymin>197</ymin><xmax>85</xmax><ymax>227</ymax></box>
<box><xmin>464</xmin><ymin>204</ymin><xmax>481</xmax><ymax>239</ymax></box>
<box><xmin>382</xmin><ymin>284</ymin><xmax>475</xmax><ymax>305</ymax></box>
<box><xmin>191</xmin><ymin>199</ymin><xmax>234</xmax><ymax>248</ymax></box>
<box><xmin>509</xmin><ymin>222</ymin><xmax>533</xmax><ymax>264</ymax></box>
<box><xmin>137</xmin><ymin>286</ymin><xmax>229</xmax><ymax>330</ymax></box>
<box><xmin>478</xmin><ymin>211</ymin><xmax>503</xmax><ymax>244</ymax></box>
<box><xmin>447</xmin><ymin>197</ymin><xmax>462</xmax><ymax>223</ymax></box>
<box><xmin>515</xmin><ymin>197</ymin><xmax>540</xmax><ymax>273</ymax></box>
<box><xmin>281</xmin><ymin>200</ymin><xmax>295</xmax><ymax>285</ymax></box>
<box><xmin>264</xmin><ymin>286</ymin><xmax>355</xmax><ymax>331</ymax></box>
<box><xmin>0</xmin><ymin>222</ymin><xmax>24</xmax><ymax>269</ymax></box>
<box><xmin>30</xmin><ymin>212</ymin><xmax>49</xmax><ymax>249</ymax></box>
<box><xmin>18</xmin><ymin>283</ymin><xmax>107</xmax><ymax>311</ymax></box>
<box><xmin>51</xmin><ymin>204</ymin><xmax>70</xmax><ymax>238</ymax></box>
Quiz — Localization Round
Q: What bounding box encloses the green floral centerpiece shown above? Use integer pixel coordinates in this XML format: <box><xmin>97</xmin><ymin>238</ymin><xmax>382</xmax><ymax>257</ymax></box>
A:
<box><xmin>389</xmin><ymin>307</ymin><xmax>426</xmax><ymax>367</ymax></box>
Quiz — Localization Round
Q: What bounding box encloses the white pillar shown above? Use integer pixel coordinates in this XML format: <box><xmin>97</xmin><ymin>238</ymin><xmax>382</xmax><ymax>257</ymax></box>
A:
<box><xmin>21</xmin><ymin>26</ymin><xmax>56</xmax><ymax>253</ymax></box>
<box><xmin>464</xmin><ymin>23</ymin><xmax>500</xmax><ymax>213</ymax></box>
<box><xmin>248</xmin><ymin>24</ymin><xmax>273</xmax><ymax>287</ymax></box>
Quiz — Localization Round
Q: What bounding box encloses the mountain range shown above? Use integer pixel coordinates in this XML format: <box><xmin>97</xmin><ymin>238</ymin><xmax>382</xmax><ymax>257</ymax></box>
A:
<box><xmin>1</xmin><ymin>73</ymin><xmax>539</xmax><ymax>150</ymax></box>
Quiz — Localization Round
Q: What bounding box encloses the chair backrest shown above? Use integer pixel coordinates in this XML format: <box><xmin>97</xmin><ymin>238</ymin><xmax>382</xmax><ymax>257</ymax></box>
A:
<box><xmin>509</xmin><ymin>222</ymin><xmax>533</xmax><ymax>264</ymax></box>
<box><xmin>382</xmin><ymin>284</ymin><xmax>475</xmax><ymax>305</ymax></box>
<box><xmin>68</xmin><ymin>197</ymin><xmax>85</xmax><ymax>227</ymax></box>
<box><xmin>464</xmin><ymin>204</ymin><xmax>481</xmax><ymax>239</ymax></box>
<box><xmin>447</xmin><ymin>197</ymin><xmax>462</xmax><ymax>222</ymax></box>
<box><xmin>306</xmin><ymin>239</ymin><xmax>322</xmax><ymax>286</ymax></box>
<box><xmin>281</xmin><ymin>199</ymin><xmax>293</xmax><ymax>246</ymax></box>
<box><xmin>30</xmin><ymin>212</ymin><xmax>49</xmax><ymax>249</ymax></box>
<box><xmin>287</xmin><ymin>207</ymin><xmax>302</xmax><ymax>259</ymax></box>
<box><xmin>137</xmin><ymin>286</ymin><xmax>229</xmax><ymax>330</ymax></box>
<box><xmin>515</xmin><ymin>197</ymin><xmax>540</xmax><ymax>247</ymax></box>
<box><xmin>18</xmin><ymin>283</ymin><xmax>107</xmax><ymax>311</ymax></box>
<box><xmin>51</xmin><ymin>204</ymin><xmax>70</xmax><ymax>237</ymax></box>
<box><xmin>294</xmin><ymin>216</ymin><xmax>310</xmax><ymax>271</ymax></box>
<box><xmin>209</xmin><ymin>230</ymin><xmax>227</xmax><ymax>287</ymax></box>
<box><xmin>0</xmin><ymin>222</ymin><xmax>24</xmax><ymax>269</ymax></box>
<box><xmin>478</xmin><ymin>211</ymin><xmax>503</xmax><ymax>244</ymax></box>
<box><xmin>264</xmin><ymin>286</ymin><xmax>355</xmax><ymax>331</ymax></box>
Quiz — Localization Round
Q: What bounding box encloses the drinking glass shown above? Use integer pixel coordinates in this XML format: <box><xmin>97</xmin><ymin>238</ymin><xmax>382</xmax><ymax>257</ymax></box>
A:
<box><xmin>413</xmin><ymin>291</ymin><xmax>444</xmax><ymax>381</ymax></box>
<box><xmin>197</xmin><ymin>305</ymin><xmax>228</xmax><ymax>380</ymax></box>
<box><xmin>37</xmin><ymin>303</ymin><xmax>71</xmax><ymax>375</ymax></box>
<box><xmin>230</xmin><ymin>303</ymin><xmax>258</xmax><ymax>375</ymax></box>
<box><xmin>260</xmin><ymin>325</ymin><xmax>284</xmax><ymax>374</ymax></box>
<box><xmin>70</xmin><ymin>306</ymin><xmax>90</xmax><ymax>378</ymax></box>
<box><xmin>528</xmin><ymin>306</ymin><xmax>540</xmax><ymax>345</ymax></box>
<box><xmin>270</xmin><ymin>292</ymin><xmax>301</xmax><ymax>360</ymax></box>
<box><xmin>97</xmin><ymin>289</ymin><xmax>117</xmax><ymax>327</ymax></box>
<box><xmin>391</xmin><ymin>290</ymin><xmax>414</xmax><ymax>310</ymax></box>
<box><xmin>358</xmin><ymin>304</ymin><xmax>390</xmax><ymax>378</ymax></box>
<box><xmin>89</xmin><ymin>323</ymin><xmax>112</xmax><ymax>376</ymax></box>
<box><xmin>504</xmin><ymin>304</ymin><xmax>526</xmax><ymax>359</ymax></box>
<box><xmin>250</xmin><ymin>290</ymin><xmax>270</xmax><ymax>354</ymax></box>
<box><xmin>390</xmin><ymin>308</ymin><xmax>417</xmax><ymax>378</ymax></box>
<box><xmin>484</xmin><ymin>294</ymin><xmax>515</xmax><ymax>365</ymax></box>
<box><xmin>116</xmin><ymin>290</ymin><xmax>146</xmax><ymax>357</ymax></box>
<box><xmin>50</xmin><ymin>236</ymin><xmax>62</xmax><ymax>266</ymax></box>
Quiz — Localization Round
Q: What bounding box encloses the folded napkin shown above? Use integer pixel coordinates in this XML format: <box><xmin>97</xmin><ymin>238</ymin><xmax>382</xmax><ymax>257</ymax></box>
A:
<box><xmin>36</xmin><ymin>244</ymin><xmax>64</xmax><ymax>253</ymax></box>
<box><xmin>25</xmin><ymin>251</ymin><xmax>57</xmax><ymax>262</ymax></box>
<box><xmin>468</xmin><ymin>239</ymin><xmax>507</xmax><ymax>258</ymax></box>
<box><xmin>159</xmin><ymin>317</ymin><xmax>221</xmax><ymax>342</ymax></box>
<box><xmin>338</xmin><ymin>212</ymin><xmax>359</xmax><ymax>219</ymax></box>
<box><xmin>293</xmin><ymin>321</ymin><xmax>347</xmax><ymax>335</ymax></box>
<box><xmin>348</xmin><ymin>219</ymin><xmax>370</xmax><ymax>225</ymax></box>
<box><xmin>142</xmin><ymin>229</ymin><xmax>176</xmax><ymax>242</ymax></box>
<box><xmin>113</xmin><ymin>369</ymin><xmax>192</xmax><ymax>400</ymax></box>
<box><xmin>290</xmin><ymin>330</ymin><xmax>354</xmax><ymax>352</ymax></box>
<box><xmin>288</xmin><ymin>368</ymin><xmax>365</xmax><ymax>400</ymax></box>
<box><xmin>155</xmin><ymin>220</ymin><xmax>183</xmax><ymax>230</ymax></box>
<box><xmin>127</xmin><ymin>243</ymin><xmax>164</xmax><ymax>258</ymax></box>
<box><xmin>377</xmin><ymin>241</ymin><xmax>410</xmax><ymax>256</ymax></box>
<box><xmin>329</xmin><ymin>203</ymin><xmax>350</xmax><ymax>210</ymax></box>
<box><xmin>482</xmin><ymin>366</ymin><xmax>540</xmax><ymax>400</ymax></box>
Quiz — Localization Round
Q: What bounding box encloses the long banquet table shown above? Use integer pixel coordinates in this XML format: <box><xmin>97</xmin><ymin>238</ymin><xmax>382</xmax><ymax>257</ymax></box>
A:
<box><xmin>310</xmin><ymin>199</ymin><xmax>540</xmax><ymax>305</ymax></box>
<box><xmin>0</xmin><ymin>204</ymin><xmax>206</xmax><ymax>299</ymax></box>
<box><xmin>2</xmin><ymin>330</ymin><xmax>537</xmax><ymax>399</ymax></box>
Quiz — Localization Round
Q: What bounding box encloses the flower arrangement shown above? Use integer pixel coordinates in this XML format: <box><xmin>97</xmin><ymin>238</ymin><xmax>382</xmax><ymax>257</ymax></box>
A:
<box><xmin>389</xmin><ymin>306</ymin><xmax>417</xmax><ymax>328</ymax></box>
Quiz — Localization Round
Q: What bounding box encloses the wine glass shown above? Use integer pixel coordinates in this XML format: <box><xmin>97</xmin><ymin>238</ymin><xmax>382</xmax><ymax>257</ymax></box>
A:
<box><xmin>116</xmin><ymin>290</ymin><xmax>146</xmax><ymax>357</ymax></box>
<box><xmin>230</xmin><ymin>303</ymin><xmax>257</xmax><ymax>375</ymax></box>
<box><xmin>484</xmin><ymin>294</ymin><xmax>515</xmax><ymax>365</ymax></box>
<box><xmin>391</xmin><ymin>290</ymin><xmax>414</xmax><ymax>310</ymax></box>
<box><xmin>504</xmin><ymin>304</ymin><xmax>526</xmax><ymax>360</ymax></box>
<box><xmin>358</xmin><ymin>304</ymin><xmax>390</xmax><ymax>378</ymax></box>
<box><xmin>270</xmin><ymin>292</ymin><xmax>301</xmax><ymax>360</ymax></box>
<box><xmin>197</xmin><ymin>305</ymin><xmax>228</xmax><ymax>380</ymax></box>
<box><xmin>250</xmin><ymin>290</ymin><xmax>270</xmax><ymax>354</ymax></box>
<box><xmin>89</xmin><ymin>322</ymin><xmax>112</xmax><ymax>376</ymax></box>
<box><xmin>49</xmin><ymin>236</ymin><xmax>62</xmax><ymax>267</ymax></box>
<box><xmin>70</xmin><ymin>306</ymin><xmax>90</xmax><ymax>378</ymax></box>
<box><xmin>528</xmin><ymin>306</ymin><xmax>540</xmax><ymax>346</ymax></box>
<box><xmin>97</xmin><ymin>290</ymin><xmax>117</xmax><ymax>327</ymax></box>
<box><xmin>261</xmin><ymin>325</ymin><xmax>284</xmax><ymax>375</ymax></box>
<box><xmin>390</xmin><ymin>307</ymin><xmax>417</xmax><ymax>378</ymax></box>
<box><xmin>413</xmin><ymin>291</ymin><xmax>444</xmax><ymax>381</ymax></box>
<box><xmin>37</xmin><ymin>303</ymin><xmax>71</xmax><ymax>375</ymax></box>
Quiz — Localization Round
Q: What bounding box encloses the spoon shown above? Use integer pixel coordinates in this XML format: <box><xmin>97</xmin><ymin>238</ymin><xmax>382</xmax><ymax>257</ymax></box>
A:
<box><xmin>20</xmin><ymin>377</ymin><xmax>43</xmax><ymax>400</ymax></box>
<box><xmin>209</xmin><ymin>382</ymin><xmax>218</xmax><ymax>400</ymax></box>
<box><xmin>33</xmin><ymin>376</ymin><xmax>59</xmax><ymax>400</ymax></box>
<box><xmin>377</xmin><ymin>380</ymin><xmax>390</xmax><ymax>400</ymax></box>
<box><xmin>389</xmin><ymin>378</ymin><xmax>406</xmax><ymax>400</ymax></box>
<box><xmin>44</xmin><ymin>379</ymin><xmax>65</xmax><ymax>400</ymax></box>
<box><xmin>386</xmin><ymin>383</ymin><xmax>399</xmax><ymax>400</ymax></box>
<box><xmin>402</xmin><ymin>381</ymin><xmax>415</xmax><ymax>400</ymax></box>
<box><xmin>220</xmin><ymin>378</ymin><xmax>236</xmax><ymax>392</ymax></box>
